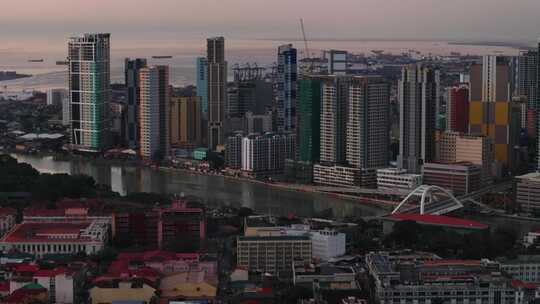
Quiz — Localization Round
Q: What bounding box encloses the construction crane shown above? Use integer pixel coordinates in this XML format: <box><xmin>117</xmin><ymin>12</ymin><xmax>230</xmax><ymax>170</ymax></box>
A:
<box><xmin>299</xmin><ymin>18</ymin><xmax>314</xmax><ymax>74</ymax></box>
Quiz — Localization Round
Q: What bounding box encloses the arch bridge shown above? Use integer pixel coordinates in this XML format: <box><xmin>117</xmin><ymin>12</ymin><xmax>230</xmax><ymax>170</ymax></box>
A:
<box><xmin>391</xmin><ymin>185</ymin><xmax>463</xmax><ymax>215</ymax></box>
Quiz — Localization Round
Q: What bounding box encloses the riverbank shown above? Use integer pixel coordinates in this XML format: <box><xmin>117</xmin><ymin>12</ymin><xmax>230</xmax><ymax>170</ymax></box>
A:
<box><xmin>158</xmin><ymin>165</ymin><xmax>397</xmax><ymax>211</ymax></box>
<box><xmin>9</xmin><ymin>153</ymin><xmax>389</xmax><ymax>218</ymax></box>
<box><xmin>19</xmin><ymin>150</ymin><xmax>397</xmax><ymax>211</ymax></box>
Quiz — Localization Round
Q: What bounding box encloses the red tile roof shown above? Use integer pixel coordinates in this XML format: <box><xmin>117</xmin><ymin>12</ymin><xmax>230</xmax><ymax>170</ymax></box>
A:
<box><xmin>423</xmin><ymin>259</ymin><xmax>482</xmax><ymax>266</ymax></box>
<box><xmin>23</xmin><ymin>208</ymin><xmax>66</xmax><ymax>217</ymax></box>
<box><xmin>13</xmin><ymin>264</ymin><xmax>40</xmax><ymax>273</ymax></box>
<box><xmin>2</xmin><ymin>222</ymin><xmax>93</xmax><ymax>243</ymax></box>
<box><xmin>389</xmin><ymin>214</ymin><xmax>489</xmax><ymax>229</ymax></box>
<box><xmin>512</xmin><ymin>279</ymin><xmax>539</xmax><ymax>289</ymax></box>
<box><xmin>0</xmin><ymin>281</ymin><xmax>9</xmax><ymax>292</ymax></box>
<box><xmin>1</xmin><ymin>286</ymin><xmax>47</xmax><ymax>304</ymax></box>
<box><xmin>0</xmin><ymin>208</ymin><xmax>16</xmax><ymax>217</ymax></box>
<box><xmin>34</xmin><ymin>267</ymin><xmax>66</xmax><ymax>277</ymax></box>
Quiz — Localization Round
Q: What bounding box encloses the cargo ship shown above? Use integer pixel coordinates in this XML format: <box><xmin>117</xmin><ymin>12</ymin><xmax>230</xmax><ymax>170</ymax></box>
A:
<box><xmin>56</xmin><ymin>61</ymin><xmax>69</xmax><ymax>65</ymax></box>
<box><xmin>152</xmin><ymin>55</ymin><xmax>173</xmax><ymax>59</ymax></box>
<box><xmin>28</xmin><ymin>59</ymin><xmax>44</xmax><ymax>63</ymax></box>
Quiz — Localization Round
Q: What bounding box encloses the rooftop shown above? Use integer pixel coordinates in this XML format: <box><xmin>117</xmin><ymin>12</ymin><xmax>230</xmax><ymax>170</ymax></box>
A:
<box><xmin>2</xmin><ymin>222</ymin><xmax>100</xmax><ymax>243</ymax></box>
<box><xmin>293</xmin><ymin>261</ymin><xmax>355</xmax><ymax>277</ymax></box>
<box><xmin>388</xmin><ymin>214</ymin><xmax>489</xmax><ymax>229</ymax></box>
<box><xmin>238</xmin><ymin>235</ymin><xmax>311</xmax><ymax>242</ymax></box>
<box><xmin>516</xmin><ymin>172</ymin><xmax>540</xmax><ymax>182</ymax></box>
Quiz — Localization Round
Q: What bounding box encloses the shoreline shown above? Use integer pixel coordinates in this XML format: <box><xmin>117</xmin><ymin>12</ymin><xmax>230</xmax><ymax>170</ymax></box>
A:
<box><xmin>10</xmin><ymin>151</ymin><xmax>395</xmax><ymax>212</ymax></box>
<box><xmin>157</xmin><ymin>165</ymin><xmax>396</xmax><ymax>211</ymax></box>
<box><xmin>10</xmin><ymin>152</ymin><xmax>540</xmax><ymax>223</ymax></box>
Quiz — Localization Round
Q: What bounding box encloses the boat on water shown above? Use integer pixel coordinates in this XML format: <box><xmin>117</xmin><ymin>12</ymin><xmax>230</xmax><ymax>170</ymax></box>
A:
<box><xmin>56</xmin><ymin>61</ymin><xmax>69</xmax><ymax>65</ymax></box>
<box><xmin>28</xmin><ymin>59</ymin><xmax>44</xmax><ymax>63</ymax></box>
<box><xmin>152</xmin><ymin>55</ymin><xmax>173</xmax><ymax>59</ymax></box>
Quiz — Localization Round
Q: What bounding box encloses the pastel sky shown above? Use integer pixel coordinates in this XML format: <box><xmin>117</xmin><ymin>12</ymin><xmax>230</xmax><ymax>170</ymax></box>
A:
<box><xmin>1</xmin><ymin>0</ymin><xmax>540</xmax><ymax>43</ymax></box>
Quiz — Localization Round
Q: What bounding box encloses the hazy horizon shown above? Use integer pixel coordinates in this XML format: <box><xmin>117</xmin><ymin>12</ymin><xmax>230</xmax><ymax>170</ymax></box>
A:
<box><xmin>1</xmin><ymin>0</ymin><xmax>540</xmax><ymax>49</ymax></box>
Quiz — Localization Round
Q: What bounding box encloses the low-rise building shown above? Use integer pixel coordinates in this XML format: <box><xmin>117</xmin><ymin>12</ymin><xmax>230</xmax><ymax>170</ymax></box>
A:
<box><xmin>243</xmin><ymin>222</ymin><xmax>345</xmax><ymax>261</ymax></box>
<box><xmin>2</xmin><ymin>283</ymin><xmax>48</xmax><ymax>304</ymax></box>
<box><xmin>314</xmin><ymin>165</ymin><xmax>376</xmax><ymax>188</ymax></box>
<box><xmin>376</xmin><ymin>168</ymin><xmax>422</xmax><ymax>191</ymax></box>
<box><xmin>113</xmin><ymin>199</ymin><xmax>206</xmax><ymax>251</ymax></box>
<box><xmin>515</xmin><ymin>172</ymin><xmax>540</xmax><ymax>214</ymax></box>
<box><xmin>422</xmin><ymin>162</ymin><xmax>481</xmax><ymax>195</ymax></box>
<box><xmin>382</xmin><ymin>214</ymin><xmax>489</xmax><ymax>235</ymax></box>
<box><xmin>311</xmin><ymin>230</ymin><xmax>346</xmax><ymax>261</ymax></box>
<box><xmin>160</xmin><ymin>271</ymin><xmax>217</xmax><ymax>302</ymax></box>
<box><xmin>0</xmin><ymin>209</ymin><xmax>16</xmax><ymax>238</ymax></box>
<box><xmin>89</xmin><ymin>279</ymin><xmax>157</xmax><ymax>304</ymax></box>
<box><xmin>9</xmin><ymin>265</ymin><xmax>74</xmax><ymax>304</ymax></box>
<box><xmin>0</xmin><ymin>220</ymin><xmax>109</xmax><ymax>257</ymax></box>
<box><xmin>497</xmin><ymin>255</ymin><xmax>540</xmax><ymax>283</ymax></box>
<box><xmin>366</xmin><ymin>252</ymin><xmax>518</xmax><ymax>304</ymax></box>
<box><xmin>237</xmin><ymin>235</ymin><xmax>312</xmax><ymax>276</ymax></box>
<box><xmin>292</xmin><ymin>260</ymin><xmax>357</xmax><ymax>288</ymax></box>
<box><xmin>524</xmin><ymin>230</ymin><xmax>540</xmax><ymax>248</ymax></box>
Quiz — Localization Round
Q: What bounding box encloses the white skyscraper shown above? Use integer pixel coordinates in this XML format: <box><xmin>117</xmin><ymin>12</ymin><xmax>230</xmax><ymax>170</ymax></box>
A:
<box><xmin>139</xmin><ymin>66</ymin><xmax>170</xmax><ymax>160</ymax></box>
<box><xmin>68</xmin><ymin>33</ymin><xmax>111</xmax><ymax>152</ymax></box>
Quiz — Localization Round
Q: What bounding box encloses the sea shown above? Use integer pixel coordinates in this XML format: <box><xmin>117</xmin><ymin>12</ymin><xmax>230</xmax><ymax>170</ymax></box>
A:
<box><xmin>0</xmin><ymin>38</ymin><xmax>524</xmax><ymax>91</ymax></box>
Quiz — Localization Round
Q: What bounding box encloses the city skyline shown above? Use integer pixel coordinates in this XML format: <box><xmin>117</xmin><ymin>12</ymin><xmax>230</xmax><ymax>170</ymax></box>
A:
<box><xmin>1</xmin><ymin>0</ymin><xmax>540</xmax><ymax>44</ymax></box>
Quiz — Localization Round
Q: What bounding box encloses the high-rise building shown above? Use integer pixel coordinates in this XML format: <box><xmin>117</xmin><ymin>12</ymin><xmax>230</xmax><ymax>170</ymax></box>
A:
<box><xmin>326</xmin><ymin>50</ymin><xmax>348</xmax><ymax>75</ymax></box>
<box><xmin>276</xmin><ymin>44</ymin><xmax>298</xmax><ymax>133</ymax></box>
<box><xmin>314</xmin><ymin>75</ymin><xmax>389</xmax><ymax>188</ymax></box>
<box><xmin>62</xmin><ymin>96</ymin><xmax>70</xmax><ymax>126</ymax></box>
<box><xmin>139</xmin><ymin>66</ymin><xmax>170</xmax><ymax>160</ymax></box>
<box><xmin>125</xmin><ymin>58</ymin><xmax>147</xmax><ymax>149</ymax></box>
<box><xmin>225</xmin><ymin>132</ymin><xmax>243</xmax><ymax>169</ymax></box>
<box><xmin>518</xmin><ymin>50</ymin><xmax>537</xmax><ymax>110</ymax></box>
<box><xmin>170</xmin><ymin>96</ymin><xmax>202</xmax><ymax>147</ymax></box>
<box><xmin>320</xmin><ymin>76</ymin><xmax>351</xmax><ymax>164</ymax></box>
<box><xmin>46</xmin><ymin>88</ymin><xmax>67</xmax><ymax>106</ymax></box>
<box><xmin>241</xmin><ymin>132</ymin><xmax>296</xmax><ymax>176</ymax></box>
<box><xmin>227</xmin><ymin>66</ymin><xmax>273</xmax><ymax>118</ymax></box>
<box><xmin>537</xmin><ymin>39</ymin><xmax>540</xmax><ymax>170</ymax></box>
<box><xmin>346</xmin><ymin>76</ymin><xmax>389</xmax><ymax>170</ymax></box>
<box><xmin>397</xmin><ymin>65</ymin><xmax>440</xmax><ymax>174</ymax></box>
<box><xmin>196</xmin><ymin>57</ymin><xmax>209</xmax><ymax>117</ymax></box>
<box><xmin>447</xmin><ymin>84</ymin><xmax>469</xmax><ymax>133</ymax></box>
<box><xmin>244</xmin><ymin>111</ymin><xmax>273</xmax><ymax>134</ymax></box>
<box><xmin>68</xmin><ymin>33</ymin><xmax>111</xmax><ymax>152</ymax></box>
<box><xmin>436</xmin><ymin>131</ymin><xmax>493</xmax><ymax>183</ymax></box>
<box><xmin>298</xmin><ymin>77</ymin><xmax>322</xmax><ymax>163</ymax></box>
<box><xmin>469</xmin><ymin>56</ymin><xmax>522</xmax><ymax>172</ymax></box>
<box><xmin>207</xmin><ymin>37</ymin><xmax>227</xmax><ymax>150</ymax></box>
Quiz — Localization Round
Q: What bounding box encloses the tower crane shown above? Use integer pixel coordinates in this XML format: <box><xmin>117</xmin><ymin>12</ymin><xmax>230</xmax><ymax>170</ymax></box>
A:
<box><xmin>300</xmin><ymin>18</ymin><xmax>314</xmax><ymax>74</ymax></box>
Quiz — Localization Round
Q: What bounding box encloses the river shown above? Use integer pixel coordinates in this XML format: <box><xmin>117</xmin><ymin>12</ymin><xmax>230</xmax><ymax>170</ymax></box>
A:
<box><xmin>10</xmin><ymin>154</ymin><xmax>540</xmax><ymax>234</ymax></box>
<box><xmin>11</xmin><ymin>154</ymin><xmax>385</xmax><ymax>219</ymax></box>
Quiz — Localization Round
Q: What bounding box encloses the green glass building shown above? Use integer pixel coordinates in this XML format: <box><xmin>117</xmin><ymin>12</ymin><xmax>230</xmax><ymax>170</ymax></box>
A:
<box><xmin>298</xmin><ymin>78</ymin><xmax>322</xmax><ymax>163</ymax></box>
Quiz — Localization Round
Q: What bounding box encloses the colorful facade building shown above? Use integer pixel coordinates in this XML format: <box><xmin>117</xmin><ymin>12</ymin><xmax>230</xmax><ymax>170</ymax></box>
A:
<box><xmin>447</xmin><ymin>84</ymin><xmax>469</xmax><ymax>133</ymax></box>
<box><xmin>469</xmin><ymin>56</ymin><xmax>522</xmax><ymax>173</ymax></box>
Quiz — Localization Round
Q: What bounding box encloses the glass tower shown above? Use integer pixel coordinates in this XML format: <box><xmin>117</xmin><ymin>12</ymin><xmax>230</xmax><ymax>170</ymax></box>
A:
<box><xmin>68</xmin><ymin>33</ymin><xmax>111</xmax><ymax>152</ymax></box>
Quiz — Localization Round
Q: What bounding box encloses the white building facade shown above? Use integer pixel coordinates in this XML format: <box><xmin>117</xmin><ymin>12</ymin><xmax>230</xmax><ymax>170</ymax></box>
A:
<box><xmin>377</xmin><ymin>168</ymin><xmax>423</xmax><ymax>191</ymax></box>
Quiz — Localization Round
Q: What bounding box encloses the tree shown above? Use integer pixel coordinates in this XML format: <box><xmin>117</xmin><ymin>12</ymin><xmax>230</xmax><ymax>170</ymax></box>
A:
<box><xmin>206</xmin><ymin>152</ymin><xmax>224</xmax><ymax>170</ymax></box>
<box><xmin>384</xmin><ymin>220</ymin><xmax>422</xmax><ymax>248</ymax></box>
<box><xmin>238</xmin><ymin>207</ymin><xmax>254</xmax><ymax>218</ymax></box>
